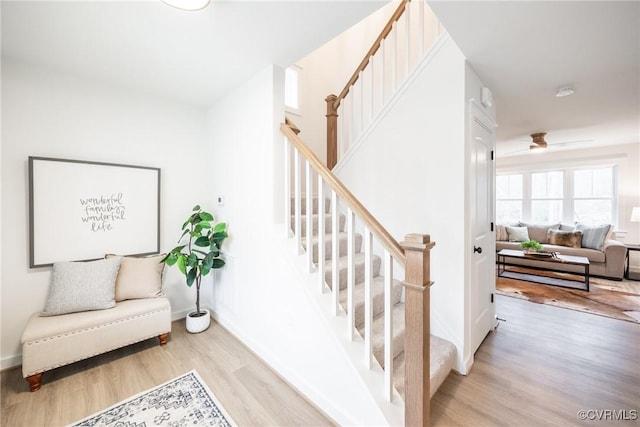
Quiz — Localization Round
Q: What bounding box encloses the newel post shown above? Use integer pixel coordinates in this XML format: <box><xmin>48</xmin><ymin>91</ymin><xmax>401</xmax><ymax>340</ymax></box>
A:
<box><xmin>325</xmin><ymin>94</ymin><xmax>338</xmax><ymax>169</ymax></box>
<box><xmin>401</xmin><ymin>233</ymin><xmax>435</xmax><ymax>427</ymax></box>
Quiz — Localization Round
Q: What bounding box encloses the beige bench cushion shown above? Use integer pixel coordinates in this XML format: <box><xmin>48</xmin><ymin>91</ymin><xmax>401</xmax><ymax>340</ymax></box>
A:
<box><xmin>22</xmin><ymin>297</ymin><xmax>171</xmax><ymax>377</ymax></box>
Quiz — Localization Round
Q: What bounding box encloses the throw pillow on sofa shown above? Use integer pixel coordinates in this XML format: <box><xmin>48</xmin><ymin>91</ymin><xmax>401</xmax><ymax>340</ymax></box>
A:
<box><xmin>547</xmin><ymin>229</ymin><xmax>583</xmax><ymax>248</ymax></box>
<box><xmin>105</xmin><ymin>253</ymin><xmax>166</xmax><ymax>301</ymax></box>
<box><xmin>575</xmin><ymin>223</ymin><xmax>611</xmax><ymax>250</ymax></box>
<box><xmin>506</xmin><ymin>226</ymin><xmax>530</xmax><ymax>242</ymax></box>
<box><xmin>519</xmin><ymin>222</ymin><xmax>561</xmax><ymax>243</ymax></box>
<box><xmin>41</xmin><ymin>257</ymin><xmax>122</xmax><ymax>316</ymax></box>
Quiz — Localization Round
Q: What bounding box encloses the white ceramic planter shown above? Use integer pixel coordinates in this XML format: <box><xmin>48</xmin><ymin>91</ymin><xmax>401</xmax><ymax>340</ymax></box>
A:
<box><xmin>186</xmin><ymin>309</ymin><xmax>211</xmax><ymax>333</ymax></box>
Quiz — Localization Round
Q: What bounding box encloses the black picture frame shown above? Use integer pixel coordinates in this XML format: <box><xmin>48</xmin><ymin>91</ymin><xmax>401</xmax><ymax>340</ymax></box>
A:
<box><xmin>29</xmin><ymin>156</ymin><xmax>161</xmax><ymax>267</ymax></box>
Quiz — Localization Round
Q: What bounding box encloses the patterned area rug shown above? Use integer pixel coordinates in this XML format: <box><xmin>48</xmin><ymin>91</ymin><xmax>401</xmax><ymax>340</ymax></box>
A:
<box><xmin>496</xmin><ymin>267</ymin><xmax>640</xmax><ymax>323</ymax></box>
<box><xmin>70</xmin><ymin>370</ymin><xmax>236</xmax><ymax>426</ymax></box>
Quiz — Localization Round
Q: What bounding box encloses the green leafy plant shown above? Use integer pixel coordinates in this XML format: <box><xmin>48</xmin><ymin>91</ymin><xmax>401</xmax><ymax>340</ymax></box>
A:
<box><xmin>520</xmin><ymin>239</ymin><xmax>543</xmax><ymax>252</ymax></box>
<box><xmin>162</xmin><ymin>205</ymin><xmax>228</xmax><ymax>317</ymax></box>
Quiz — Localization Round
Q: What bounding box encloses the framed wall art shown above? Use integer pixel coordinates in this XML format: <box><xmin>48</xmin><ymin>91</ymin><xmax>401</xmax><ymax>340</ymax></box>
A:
<box><xmin>29</xmin><ymin>156</ymin><xmax>161</xmax><ymax>267</ymax></box>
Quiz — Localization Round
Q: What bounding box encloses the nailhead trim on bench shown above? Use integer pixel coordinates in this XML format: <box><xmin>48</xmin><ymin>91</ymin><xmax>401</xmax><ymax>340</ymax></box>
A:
<box><xmin>23</xmin><ymin>306</ymin><xmax>170</xmax><ymax>376</ymax></box>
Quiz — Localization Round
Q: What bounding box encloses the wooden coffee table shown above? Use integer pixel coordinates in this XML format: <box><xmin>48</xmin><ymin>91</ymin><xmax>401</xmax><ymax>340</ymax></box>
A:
<box><xmin>497</xmin><ymin>249</ymin><xmax>590</xmax><ymax>291</ymax></box>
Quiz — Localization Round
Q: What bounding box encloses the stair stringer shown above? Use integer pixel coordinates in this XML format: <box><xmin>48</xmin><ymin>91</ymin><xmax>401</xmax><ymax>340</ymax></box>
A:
<box><xmin>209</xmin><ymin>224</ymin><xmax>397</xmax><ymax>426</ymax></box>
<box><xmin>281</xmin><ymin>225</ymin><xmax>405</xmax><ymax>426</ymax></box>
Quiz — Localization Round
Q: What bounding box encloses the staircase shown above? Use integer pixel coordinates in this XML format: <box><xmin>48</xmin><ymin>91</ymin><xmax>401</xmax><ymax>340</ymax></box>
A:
<box><xmin>290</xmin><ymin>194</ymin><xmax>456</xmax><ymax>401</ymax></box>
<box><xmin>281</xmin><ymin>1</ymin><xmax>457</xmax><ymax>423</ymax></box>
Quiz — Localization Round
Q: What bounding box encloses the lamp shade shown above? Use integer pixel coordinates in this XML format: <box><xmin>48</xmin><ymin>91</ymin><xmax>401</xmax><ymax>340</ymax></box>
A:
<box><xmin>631</xmin><ymin>207</ymin><xmax>640</xmax><ymax>223</ymax></box>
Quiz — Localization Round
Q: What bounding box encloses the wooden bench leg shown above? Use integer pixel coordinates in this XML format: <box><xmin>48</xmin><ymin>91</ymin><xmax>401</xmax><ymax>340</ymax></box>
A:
<box><xmin>26</xmin><ymin>373</ymin><xmax>43</xmax><ymax>392</ymax></box>
<box><xmin>158</xmin><ymin>333</ymin><xmax>169</xmax><ymax>346</ymax></box>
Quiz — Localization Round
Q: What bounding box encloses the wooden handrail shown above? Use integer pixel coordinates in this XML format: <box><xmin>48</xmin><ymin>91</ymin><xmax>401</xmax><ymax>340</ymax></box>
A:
<box><xmin>332</xmin><ymin>0</ymin><xmax>410</xmax><ymax>110</ymax></box>
<box><xmin>281</xmin><ymin>122</ymin><xmax>405</xmax><ymax>264</ymax></box>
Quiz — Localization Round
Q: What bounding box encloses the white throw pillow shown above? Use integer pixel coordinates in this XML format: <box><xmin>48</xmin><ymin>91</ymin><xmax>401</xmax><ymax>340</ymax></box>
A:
<box><xmin>41</xmin><ymin>257</ymin><xmax>121</xmax><ymax>316</ymax></box>
<box><xmin>506</xmin><ymin>226</ymin><xmax>530</xmax><ymax>242</ymax></box>
<box><xmin>106</xmin><ymin>254</ymin><xmax>165</xmax><ymax>301</ymax></box>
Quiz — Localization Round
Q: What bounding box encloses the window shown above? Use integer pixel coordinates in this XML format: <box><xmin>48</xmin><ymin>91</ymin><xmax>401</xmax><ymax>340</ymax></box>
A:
<box><xmin>284</xmin><ymin>66</ymin><xmax>301</xmax><ymax>114</ymax></box>
<box><xmin>573</xmin><ymin>167</ymin><xmax>614</xmax><ymax>224</ymax></box>
<box><xmin>496</xmin><ymin>166</ymin><xmax>617</xmax><ymax>226</ymax></box>
<box><xmin>496</xmin><ymin>174</ymin><xmax>522</xmax><ymax>224</ymax></box>
<box><xmin>531</xmin><ymin>171</ymin><xmax>563</xmax><ymax>223</ymax></box>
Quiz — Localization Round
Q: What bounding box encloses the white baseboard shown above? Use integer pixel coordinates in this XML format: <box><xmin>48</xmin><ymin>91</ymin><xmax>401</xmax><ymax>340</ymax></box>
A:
<box><xmin>1</xmin><ymin>354</ymin><xmax>22</xmax><ymax>371</ymax></box>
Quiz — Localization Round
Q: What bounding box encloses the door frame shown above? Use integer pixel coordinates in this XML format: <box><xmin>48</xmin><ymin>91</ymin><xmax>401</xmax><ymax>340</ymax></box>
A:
<box><xmin>464</xmin><ymin>100</ymin><xmax>498</xmax><ymax>373</ymax></box>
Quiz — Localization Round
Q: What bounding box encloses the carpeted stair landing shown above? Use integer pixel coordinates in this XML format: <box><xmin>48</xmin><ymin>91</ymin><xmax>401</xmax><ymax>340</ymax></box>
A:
<box><xmin>293</xmin><ymin>197</ymin><xmax>456</xmax><ymax>399</ymax></box>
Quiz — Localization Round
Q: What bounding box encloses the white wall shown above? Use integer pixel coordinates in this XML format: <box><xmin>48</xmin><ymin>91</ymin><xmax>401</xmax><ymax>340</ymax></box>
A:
<box><xmin>204</xmin><ymin>65</ymin><xmax>393</xmax><ymax>426</ymax></box>
<box><xmin>334</xmin><ymin>36</ymin><xmax>471</xmax><ymax>372</ymax></box>
<box><xmin>294</xmin><ymin>2</ymin><xmax>397</xmax><ymax>162</ymax></box>
<box><xmin>0</xmin><ymin>58</ymin><xmax>210</xmax><ymax>369</ymax></box>
<box><xmin>496</xmin><ymin>142</ymin><xmax>640</xmax><ymax>270</ymax></box>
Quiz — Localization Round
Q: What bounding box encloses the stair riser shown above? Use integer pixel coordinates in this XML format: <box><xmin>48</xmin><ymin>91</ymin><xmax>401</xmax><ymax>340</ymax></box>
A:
<box><xmin>352</xmin><ymin>284</ymin><xmax>403</xmax><ymax>329</ymax></box>
<box><xmin>373</xmin><ymin>330</ymin><xmax>404</xmax><ymax>367</ymax></box>
<box><xmin>290</xmin><ymin>198</ymin><xmax>331</xmax><ymax>215</ymax></box>
<box><xmin>290</xmin><ymin>214</ymin><xmax>345</xmax><ymax>237</ymax></box>
<box><xmin>312</xmin><ymin>234</ymin><xmax>363</xmax><ymax>263</ymax></box>
<box><xmin>325</xmin><ymin>256</ymin><xmax>381</xmax><ymax>290</ymax></box>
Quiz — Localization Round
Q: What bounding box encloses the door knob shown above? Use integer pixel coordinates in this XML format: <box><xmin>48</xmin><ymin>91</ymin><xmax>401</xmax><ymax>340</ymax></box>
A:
<box><xmin>474</xmin><ymin>246</ymin><xmax>483</xmax><ymax>254</ymax></box>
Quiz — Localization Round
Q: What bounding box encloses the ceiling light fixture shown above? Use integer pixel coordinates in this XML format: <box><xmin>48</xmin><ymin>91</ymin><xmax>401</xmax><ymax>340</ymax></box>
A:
<box><xmin>555</xmin><ymin>86</ymin><xmax>575</xmax><ymax>97</ymax></box>
<box><xmin>161</xmin><ymin>0</ymin><xmax>210</xmax><ymax>11</ymax></box>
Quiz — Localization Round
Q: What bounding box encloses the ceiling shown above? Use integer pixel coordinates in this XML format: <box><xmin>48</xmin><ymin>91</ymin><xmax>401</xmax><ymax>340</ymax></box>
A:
<box><xmin>1</xmin><ymin>0</ymin><xmax>385</xmax><ymax>107</ymax></box>
<box><xmin>429</xmin><ymin>0</ymin><xmax>640</xmax><ymax>157</ymax></box>
<box><xmin>3</xmin><ymin>1</ymin><xmax>638</xmax><ymax>156</ymax></box>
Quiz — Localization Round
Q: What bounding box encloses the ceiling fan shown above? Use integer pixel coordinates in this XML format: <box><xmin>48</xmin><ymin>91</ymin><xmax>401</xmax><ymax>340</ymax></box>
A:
<box><xmin>504</xmin><ymin>132</ymin><xmax>594</xmax><ymax>155</ymax></box>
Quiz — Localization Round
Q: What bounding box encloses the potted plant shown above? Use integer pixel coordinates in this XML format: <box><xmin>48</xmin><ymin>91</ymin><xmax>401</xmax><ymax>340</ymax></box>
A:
<box><xmin>520</xmin><ymin>239</ymin><xmax>544</xmax><ymax>253</ymax></box>
<box><xmin>163</xmin><ymin>205</ymin><xmax>228</xmax><ymax>333</ymax></box>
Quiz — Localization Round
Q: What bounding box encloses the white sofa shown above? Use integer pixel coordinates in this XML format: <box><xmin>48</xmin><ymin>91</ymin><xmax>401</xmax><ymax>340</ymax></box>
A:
<box><xmin>21</xmin><ymin>255</ymin><xmax>172</xmax><ymax>391</ymax></box>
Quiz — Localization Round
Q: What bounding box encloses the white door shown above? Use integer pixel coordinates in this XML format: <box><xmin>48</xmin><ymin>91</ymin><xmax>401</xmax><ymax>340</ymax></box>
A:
<box><xmin>470</xmin><ymin>112</ymin><xmax>496</xmax><ymax>354</ymax></box>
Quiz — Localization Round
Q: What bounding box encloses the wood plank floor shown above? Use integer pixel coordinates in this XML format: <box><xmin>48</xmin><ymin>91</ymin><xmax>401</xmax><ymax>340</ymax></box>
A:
<box><xmin>431</xmin><ymin>295</ymin><xmax>640</xmax><ymax>426</ymax></box>
<box><xmin>0</xmin><ymin>320</ymin><xmax>336</xmax><ymax>427</ymax></box>
<box><xmin>2</xmin><ymin>295</ymin><xmax>639</xmax><ymax>426</ymax></box>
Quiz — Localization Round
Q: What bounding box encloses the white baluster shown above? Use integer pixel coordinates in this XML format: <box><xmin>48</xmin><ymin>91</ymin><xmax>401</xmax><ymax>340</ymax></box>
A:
<box><xmin>418</xmin><ymin>0</ymin><xmax>425</xmax><ymax>56</ymax></box>
<box><xmin>384</xmin><ymin>250</ymin><xmax>393</xmax><ymax>401</ymax></box>
<box><xmin>305</xmin><ymin>160</ymin><xmax>313</xmax><ymax>272</ymax></box>
<box><xmin>364</xmin><ymin>226</ymin><xmax>373</xmax><ymax>368</ymax></box>
<box><xmin>391</xmin><ymin>22</ymin><xmax>397</xmax><ymax>93</ymax></box>
<box><xmin>405</xmin><ymin>2</ymin><xmax>411</xmax><ymax>76</ymax></box>
<box><xmin>331</xmin><ymin>190</ymin><xmax>339</xmax><ymax>315</ymax></box>
<box><xmin>381</xmin><ymin>39</ymin><xmax>386</xmax><ymax>106</ymax></box>
<box><xmin>369</xmin><ymin>55</ymin><xmax>375</xmax><ymax>125</ymax></box>
<box><xmin>346</xmin><ymin>208</ymin><xmax>355</xmax><ymax>340</ymax></box>
<box><xmin>294</xmin><ymin>150</ymin><xmax>302</xmax><ymax>254</ymax></box>
<box><xmin>318</xmin><ymin>179</ymin><xmax>325</xmax><ymax>292</ymax></box>
<box><xmin>284</xmin><ymin>138</ymin><xmax>291</xmax><ymax>238</ymax></box>
<box><xmin>359</xmin><ymin>70</ymin><xmax>364</xmax><ymax>139</ymax></box>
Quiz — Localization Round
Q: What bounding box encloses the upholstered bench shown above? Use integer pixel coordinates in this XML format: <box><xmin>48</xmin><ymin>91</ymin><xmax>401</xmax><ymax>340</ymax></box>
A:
<box><xmin>22</xmin><ymin>297</ymin><xmax>171</xmax><ymax>391</ymax></box>
<box><xmin>21</xmin><ymin>254</ymin><xmax>172</xmax><ymax>391</ymax></box>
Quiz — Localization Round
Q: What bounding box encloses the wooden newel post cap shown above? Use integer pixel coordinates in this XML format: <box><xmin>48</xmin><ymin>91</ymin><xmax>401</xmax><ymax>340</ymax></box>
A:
<box><xmin>400</xmin><ymin>233</ymin><xmax>435</xmax><ymax>252</ymax></box>
<box><xmin>325</xmin><ymin>94</ymin><xmax>338</xmax><ymax>116</ymax></box>
<box><xmin>401</xmin><ymin>233</ymin><xmax>434</xmax><ymax>288</ymax></box>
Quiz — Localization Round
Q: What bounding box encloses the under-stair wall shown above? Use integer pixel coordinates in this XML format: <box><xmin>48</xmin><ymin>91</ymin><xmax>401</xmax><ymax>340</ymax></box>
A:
<box><xmin>333</xmin><ymin>35</ymin><xmax>473</xmax><ymax>372</ymax></box>
<box><xmin>205</xmin><ymin>64</ymin><xmax>394</xmax><ymax>426</ymax></box>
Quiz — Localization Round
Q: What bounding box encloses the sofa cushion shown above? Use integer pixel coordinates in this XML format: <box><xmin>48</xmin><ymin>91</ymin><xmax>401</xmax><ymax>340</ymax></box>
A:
<box><xmin>506</xmin><ymin>226</ymin><xmax>530</xmax><ymax>242</ymax></box>
<box><xmin>106</xmin><ymin>254</ymin><xmax>165</xmax><ymax>302</ymax></box>
<box><xmin>496</xmin><ymin>224</ymin><xmax>509</xmax><ymax>242</ymax></box>
<box><xmin>520</xmin><ymin>222</ymin><xmax>561</xmax><ymax>243</ymax></box>
<box><xmin>547</xmin><ymin>229</ymin><xmax>583</xmax><ymax>248</ymax></box>
<box><xmin>575</xmin><ymin>223</ymin><xmax>611</xmax><ymax>250</ymax></box>
<box><xmin>41</xmin><ymin>258</ymin><xmax>121</xmax><ymax>316</ymax></box>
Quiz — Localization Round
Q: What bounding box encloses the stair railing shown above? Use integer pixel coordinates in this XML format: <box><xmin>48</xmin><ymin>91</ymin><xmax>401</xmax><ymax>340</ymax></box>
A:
<box><xmin>326</xmin><ymin>0</ymin><xmax>443</xmax><ymax>169</ymax></box>
<box><xmin>282</xmin><ymin>120</ymin><xmax>434</xmax><ymax>425</ymax></box>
